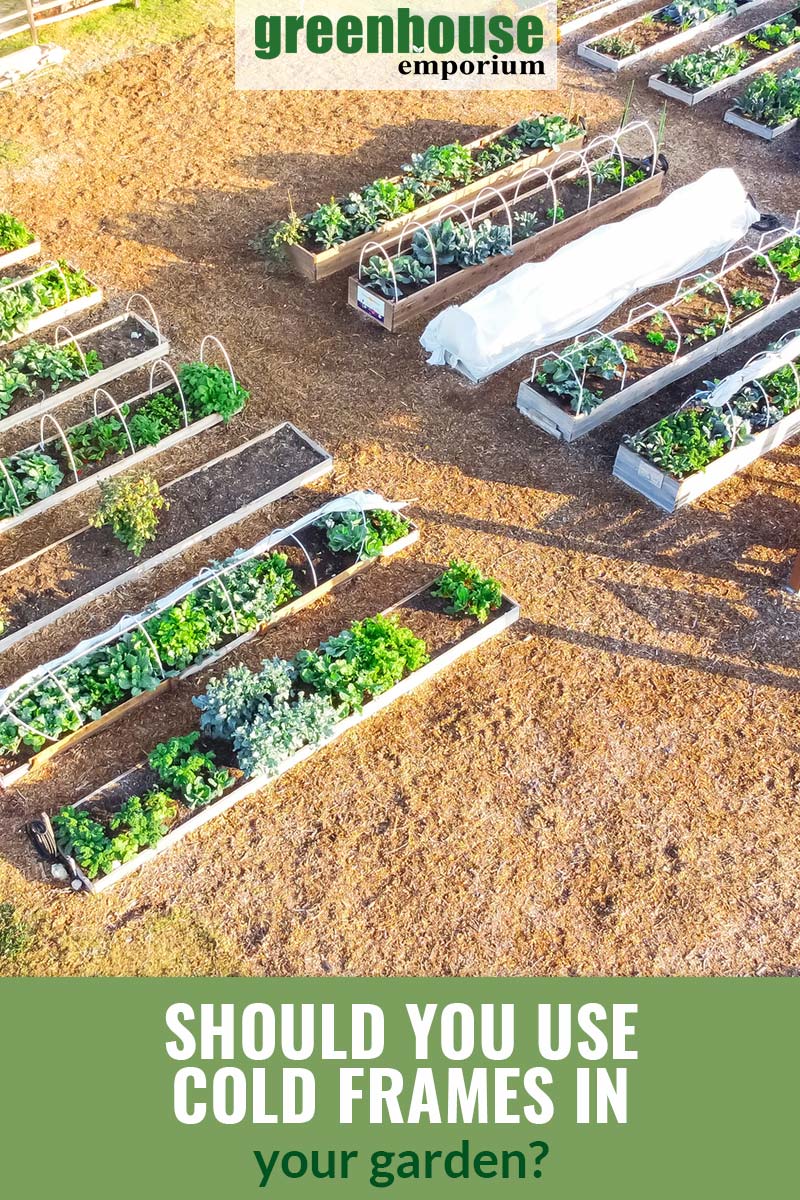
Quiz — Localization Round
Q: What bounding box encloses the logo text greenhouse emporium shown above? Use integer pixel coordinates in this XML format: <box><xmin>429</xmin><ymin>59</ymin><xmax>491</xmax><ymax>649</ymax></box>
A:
<box><xmin>235</xmin><ymin>2</ymin><xmax>558</xmax><ymax>91</ymax></box>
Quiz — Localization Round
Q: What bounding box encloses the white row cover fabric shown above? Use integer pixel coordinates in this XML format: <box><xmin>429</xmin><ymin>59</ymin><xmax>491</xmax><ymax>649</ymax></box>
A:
<box><xmin>420</xmin><ymin>168</ymin><xmax>760</xmax><ymax>383</ymax></box>
<box><xmin>700</xmin><ymin>333</ymin><xmax>800</xmax><ymax>409</ymax></box>
<box><xmin>0</xmin><ymin>491</ymin><xmax>409</xmax><ymax>713</ymax></box>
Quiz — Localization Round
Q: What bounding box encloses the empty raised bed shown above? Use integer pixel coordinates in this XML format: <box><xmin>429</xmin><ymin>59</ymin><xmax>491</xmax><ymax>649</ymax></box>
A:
<box><xmin>649</xmin><ymin>6</ymin><xmax>800</xmax><ymax>104</ymax></box>
<box><xmin>0</xmin><ymin>213</ymin><xmax>40</xmax><ymax>272</ymax></box>
<box><xmin>0</xmin><ymin>339</ymin><xmax>248</xmax><ymax>535</ymax></box>
<box><xmin>349</xmin><ymin>124</ymin><xmax>667</xmax><ymax>332</ymax></box>
<box><xmin>516</xmin><ymin>223</ymin><xmax>800</xmax><ymax>441</ymax></box>
<box><xmin>0</xmin><ymin>492</ymin><xmax>418</xmax><ymax>789</ymax></box>
<box><xmin>614</xmin><ymin>329</ymin><xmax>800</xmax><ymax>510</ymax></box>
<box><xmin>578</xmin><ymin>0</ymin><xmax>766</xmax><ymax>72</ymax></box>
<box><xmin>724</xmin><ymin>64</ymin><xmax>800</xmax><ymax>136</ymax></box>
<box><xmin>0</xmin><ymin>259</ymin><xmax>102</xmax><ymax>347</ymax></box>
<box><xmin>0</xmin><ymin>296</ymin><xmax>168</xmax><ymax>436</ymax></box>
<box><xmin>264</xmin><ymin>113</ymin><xmax>587</xmax><ymax>282</ymax></box>
<box><xmin>33</xmin><ymin>561</ymin><xmax>518</xmax><ymax>892</ymax></box>
<box><xmin>0</xmin><ymin>422</ymin><xmax>332</xmax><ymax>656</ymax></box>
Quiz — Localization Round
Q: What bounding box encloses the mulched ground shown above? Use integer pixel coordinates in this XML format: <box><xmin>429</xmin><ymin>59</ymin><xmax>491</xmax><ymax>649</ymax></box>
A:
<box><xmin>1</xmin><ymin>5</ymin><xmax>799</xmax><ymax>977</ymax></box>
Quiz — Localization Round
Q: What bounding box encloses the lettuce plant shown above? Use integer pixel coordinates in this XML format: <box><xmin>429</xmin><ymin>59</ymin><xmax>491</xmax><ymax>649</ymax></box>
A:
<box><xmin>0</xmin><ymin>213</ymin><xmax>34</xmax><ymax>254</ymax></box>
<box><xmin>432</xmin><ymin>560</ymin><xmax>503</xmax><ymax>624</ymax></box>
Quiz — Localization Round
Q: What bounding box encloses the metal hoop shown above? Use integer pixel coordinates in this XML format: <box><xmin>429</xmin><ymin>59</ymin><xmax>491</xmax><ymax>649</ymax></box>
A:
<box><xmin>52</xmin><ymin>324</ymin><xmax>94</xmax><ymax>381</ymax></box>
<box><xmin>195</xmin><ymin>565</ymin><xmax>241</xmax><ymax>637</ymax></box>
<box><xmin>38</xmin><ymin>412</ymin><xmax>80</xmax><ymax>485</ymax></box>
<box><xmin>470</xmin><ymin>186</ymin><xmax>514</xmax><ymax>245</ymax></box>
<box><xmin>148</xmin><ymin>359</ymin><xmax>189</xmax><ymax>428</ymax></box>
<box><xmin>396</xmin><ymin>220</ymin><xmax>439</xmax><ymax>283</ymax></box>
<box><xmin>358</xmin><ymin>241</ymin><xmax>400</xmax><ymax>300</ymax></box>
<box><xmin>433</xmin><ymin>203</ymin><xmax>476</xmax><ymax>247</ymax></box>
<box><xmin>125</xmin><ymin>293</ymin><xmax>162</xmax><ymax>341</ymax></box>
<box><xmin>286</xmin><ymin>531</ymin><xmax>318</xmax><ymax>589</ymax></box>
<box><xmin>200</xmin><ymin>335</ymin><xmax>237</xmax><ymax>388</ymax></box>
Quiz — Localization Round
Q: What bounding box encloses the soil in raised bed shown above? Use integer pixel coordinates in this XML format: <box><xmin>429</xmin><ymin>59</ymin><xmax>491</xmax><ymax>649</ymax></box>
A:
<box><xmin>0</xmin><ymin>423</ymin><xmax>326</xmax><ymax>643</ymax></box>
<box><xmin>539</xmin><ymin>254</ymin><xmax>800</xmax><ymax>413</ymax></box>
<box><xmin>655</xmin><ymin>5</ymin><xmax>800</xmax><ymax>89</ymax></box>
<box><xmin>1</xmin><ymin>314</ymin><xmax>160</xmax><ymax>425</ymax></box>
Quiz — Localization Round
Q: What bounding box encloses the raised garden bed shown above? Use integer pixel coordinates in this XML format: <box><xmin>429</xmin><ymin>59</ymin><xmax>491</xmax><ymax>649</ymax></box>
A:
<box><xmin>0</xmin><ymin>213</ymin><xmax>40</xmax><ymax>273</ymax></box>
<box><xmin>266</xmin><ymin>114</ymin><xmax>587</xmax><ymax>282</ymax></box>
<box><xmin>649</xmin><ymin>5</ymin><xmax>800</xmax><ymax>104</ymax></box>
<box><xmin>348</xmin><ymin>136</ymin><xmax>666</xmax><ymax>332</ymax></box>
<box><xmin>0</xmin><ymin>260</ymin><xmax>102</xmax><ymax>347</ymax></box>
<box><xmin>0</xmin><ymin>346</ymin><xmax>247</xmax><ymax>534</ymax></box>
<box><xmin>724</xmin><ymin>64</ymin><xmax>800</xmax><ymax>136</ymax></box>
<box><xmin>0</xmin><ymin>299</ymin><xmax>167</xmax><ymax>436</ymax></box>
<box><xmin>613</xmin><ymin>331</ymin><xmax>800</xmax><ymax>510</ymax></box>
<box><xmin>39</xmin><ymin>566</ymin><xmax>518</xmax><ymax>892</ymax></box>
<box><xmin>578</xmin><ymin>0</ymin><xmax>765</xmax><ymax>73</ymax></box>
<box><xmin>0</xmin><ymin>422</ymin><xmax>333</xmax><ymax>656</ymax></box>
<box><xmin>559</xmin><ymin>0</ymin><xmax>644</xmax><ymax>34</ymax></box>
<box><xmin>516</xmin><ymin>225</ymin><xmax>800</xmax><ymax>441</ymax></box>
<box><xmin>0</xmin><ymin>495</ymin><xmax>418</xmax><ymax>789</ymax></box>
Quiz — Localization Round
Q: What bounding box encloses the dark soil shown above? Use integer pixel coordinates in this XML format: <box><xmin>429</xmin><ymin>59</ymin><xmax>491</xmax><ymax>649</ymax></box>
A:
<box><xmin>0</xmin><ymin>423</ymin><xmax>327</xmax><ymax>640</ymax></box>
<box><xmin>2</xmin><ymin>312</ymin><xmax>161</xmax><ymax>424</ymax></box>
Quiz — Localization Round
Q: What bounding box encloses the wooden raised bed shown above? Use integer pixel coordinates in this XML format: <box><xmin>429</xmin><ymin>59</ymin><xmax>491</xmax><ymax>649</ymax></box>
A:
<box><xmin>0</xmin><ymin>261</ymin><xmax>102</xmax><ymax>348</ymax></box>
<box><xmin>649</xmin><ymin>7</ymin><xmax>800</xmax><ymax>104</ymax></box>
<box><xmin>723</xmin><ymin>105</ymin><xmax>799</xmax><ymax>138</ymax></box>
<box><xmin>0</xmin><ymin>505</ymin><xmax>419</xmax><ymax>789</ymax></box>
<box><xmin>559</xmin><ymin>0</ymin><xmax>643</xmax><ymax>34</ymax></box>
<box><xmin>0</xmin><ymin>305</ymin><xmax>168</xmax><ymax>436</ymax></box>
<box><xmin>55</xmin><ymin>582</ymin><xmax>520</xmax><ymax>893</ymax></box>
<box><xmin>577</xmin><ymin>0</ymin><xmax>766</xmax><ymax>73</ymax></box>
<box><xmin>516</xmin><ymin>248</ymin><xmax>800</xmax><ymax>441</ymax></box>
<box><xmin>285</xmin><ymin>119</ymin><xmax>587</xmax><ymax>282</ymax></box>
<box><xmin>0</xmin><ymin>236</ymin><xmax>41</xmax><ymax>273</ymax></box>
<box><xmin>0</xmin><ymin>422</ymin><xmax>333</xmax><ymax>656</ymax></box>
<box><xmin>0</xmin><ymin>380</ymin><xmax>221</xmax><ymax>536</ymax></box>
<box><xmin>347</xmin><ymin>158</ymin><xmax>666</xmax><ymax>332</ymax></box>
<box><xmin>613</xmin><ymin>404</ymin><xmax>800</xmax><ymax>510</ymax></box>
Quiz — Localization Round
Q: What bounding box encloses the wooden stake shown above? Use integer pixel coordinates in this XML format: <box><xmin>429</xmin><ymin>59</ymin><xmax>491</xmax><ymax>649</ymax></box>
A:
<box><xmin>23</xmin><ymin>0</ymin><xmax>39</xmax><ymax>44</ymax></box>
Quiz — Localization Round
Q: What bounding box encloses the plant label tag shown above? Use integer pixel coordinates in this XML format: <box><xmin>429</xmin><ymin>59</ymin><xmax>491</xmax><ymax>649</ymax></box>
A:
<box><xmin>638</xmin><ymin>461</ymin><xmax>664</xmax><ymax>488</ymax></box>
<box><xmin>357</xmin><ymin>286</ymin><xmax>385</xmax><ymax>325</ymax></box>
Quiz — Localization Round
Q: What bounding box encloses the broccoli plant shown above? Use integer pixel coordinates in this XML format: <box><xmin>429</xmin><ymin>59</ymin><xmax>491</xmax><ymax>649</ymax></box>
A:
<box><xmin>0</xmin><ymin>449</ymin><xmax>63</xmax><ymax>518</ymax></box>
<box><xmin>736</xmin><ymin>67</ymin><xmax>800</xmax><ymax>127</ymax></box>
<box><xmin>536</xmin><ymin>337</ymin><xmax>629</xmax><ymax>414</ymax></box>
<box><xmin>663</xmin><ymin>44</ymin><xmax>751</xmax><ymax>89</ymax></box>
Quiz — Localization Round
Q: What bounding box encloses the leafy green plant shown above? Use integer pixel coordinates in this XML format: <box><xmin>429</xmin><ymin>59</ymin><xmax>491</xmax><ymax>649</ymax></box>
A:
<box><xmin>512</xmin><ymin>210</ymin><xmax>540</xmax><ymax>240</ymax></box>
<box><xmin>745</xmin><ymin>13</ymin><xmax>800</xmax><ymax>51</ymax></box>
<box><xmin>148</xmin><ymin>732</ymin><xmax>233</xmax><ymax>808</ymax></box>
<box><xmin>517</xmin><ymin>115</ymin><xmax>583</xmax><ymax>149</ymax></box>
<box><xmin>660</xmin><ymin>0</ymin><xmax>735</xmax><ymax>28</ymax></box>
<box><xmin>316</xmin><ymin>507</ymin><xmax>411</xmax><ymax>559</ymax></box>
<box><xmin>758</xmin><ymin>235</ymin><xmax>800</xmax><ymax>282</ymax></box>
<box><xmin>0</xmin><ymin>449</ymin><xmax>63</xmax><ymax>518</ymax></box>
<box><xmin>536</xmin><ymin>337</ymin><xmax>628</xmax><ymax>414</ymax></box>
<box><xmin>592</xmin><ymin>32</ymin><xmax>640</xmax><ymax>57</ymax></box>
<box><xmin>52</xmin><ymin>788</ymin><xmax>177</xmax><ymax>880</ymax></box>
<box><xmin>306</xmin><ymin>198</ymin><xmax>351</xmax><ymax>249</ymax></box>
<box><xmin>0</xmin><ymin>903</ymin><xmax>30</xmax><ymax>959</ymax></box>
<box><xmin>89</xmin><ymin>471</ymin><xmax>167</xmax><ymax>556</ymax></box>
<box><xmin>179</xmin><ymin>361</ymin><xmax>248</xmax><ymax>423</ymax></box>
<box><xmin>67</xmin><ymin>413</ymin><xmax>129</xmax><ymax>470</ymax></box>
<box><xmin>229</xmin><ymin>660</ymin><xmax>338</xmax><ymax>780</ymax></box>
<box><xmin>645</xmin><ymin>329</ymin><xmax>679</xmax><ymax>353</ymax></box>
<box><xmin>294</xmin><ymin>614</ymin><xmax>429</xmax><ymax>716</ymax></box>
<box><xmin>431</xmin><ymin>560</ymin><xmax>503</xmax><ymax>624</ymax></box>
<box><xmin>625</xmin><ymin>407</ymin><xmax>730</xmax><ymax>477</ymax></box>
<box><xmin>663</xmin><ymin>44</ymin><xmax>750</xmax><ymax>89</ymax></box>
<box><xmin>736</xmin><ymin>66</ymin><xmax>800</xmax><ymax>126</ymax></box>
<box><xmin>0</xmin><ymin>213</ymin><xmax>34</xmax><ymax>254</ymax></box>
<box><xmin>731</xmin><ymin>286</ymin><xmax>764</xmax><ymax>311</ymax></box>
